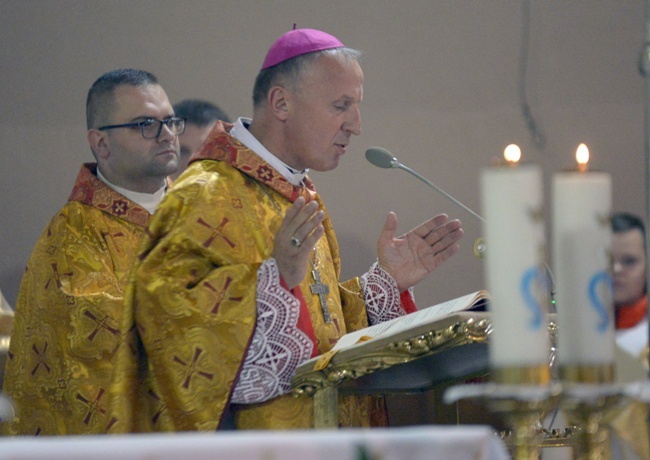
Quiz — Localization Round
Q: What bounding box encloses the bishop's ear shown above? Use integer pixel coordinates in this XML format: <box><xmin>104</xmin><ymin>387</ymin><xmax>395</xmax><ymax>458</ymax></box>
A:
<box><xmin>267</xmin><ymin>86</ymin><xmax>291</xmax><ymax>121</ymax></box>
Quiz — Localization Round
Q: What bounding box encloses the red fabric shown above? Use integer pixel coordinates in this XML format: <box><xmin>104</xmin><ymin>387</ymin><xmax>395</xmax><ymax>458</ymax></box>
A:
<box><xmin>616</xmin><ymin>295</ymin><xmax>648</xmax><ymax>329</ymax></box>
<box><xmin>280</xmin><ymin>276</ymin><xmax>319</xmax><ymax>358</ymax></box>
<box><xmin>400</xmin><ymin>290</ymin><xmax>418</xmax><ymax>314</ymax></box>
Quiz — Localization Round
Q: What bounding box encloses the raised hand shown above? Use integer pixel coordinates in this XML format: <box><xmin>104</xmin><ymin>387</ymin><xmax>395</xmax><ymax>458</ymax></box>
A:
<box><xmin>377</xmin><ymin>212</ymin><xmax>464</xmax><ymax>292</ymax></box>
<box><xmin>272</xmin><ymin>197</ymin><xmax>325</xmax><ymax>289</ymax></box>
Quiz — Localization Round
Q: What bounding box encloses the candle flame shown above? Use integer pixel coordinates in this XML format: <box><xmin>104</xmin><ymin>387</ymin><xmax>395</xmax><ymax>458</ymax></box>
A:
<box><xmin>503</xmin><ymin>144</ymin><xmax>521</xmax><ymax>164</ymax></box>
<box><xmin>576</xmin><ymin>143</ymin><xmax>589</xmax><ymax>171</ymax></box>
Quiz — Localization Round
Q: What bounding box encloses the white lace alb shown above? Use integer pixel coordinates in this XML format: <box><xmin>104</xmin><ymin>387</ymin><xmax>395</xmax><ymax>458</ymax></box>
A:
<box><xmin>360</xmin><ymin>261</ymin><xmax>406</xmax><ymax>325</ymax></box>
<box><xmin>230</xmin><ymin>259</ymin><xmax>314</xmax><ymax>404</ymax></box>
<box><xmin>232</xmin><ymin>260</ymin><xmax>406</xmax><ymax>403</ymax></box>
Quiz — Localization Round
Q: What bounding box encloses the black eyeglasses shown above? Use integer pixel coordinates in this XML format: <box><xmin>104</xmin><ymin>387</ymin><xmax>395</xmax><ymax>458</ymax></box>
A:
<box><xmin>98</xmin><ymin>117</ymin><xmax>186</xmax><ymax>139</ymax></box>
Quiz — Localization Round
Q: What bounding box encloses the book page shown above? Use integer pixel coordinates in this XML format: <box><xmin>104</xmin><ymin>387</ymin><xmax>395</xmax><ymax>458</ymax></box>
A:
<box><xmin>332</xmin><ymin>290</ymin><xmax>487</xmax><ymax>351</ymax></box>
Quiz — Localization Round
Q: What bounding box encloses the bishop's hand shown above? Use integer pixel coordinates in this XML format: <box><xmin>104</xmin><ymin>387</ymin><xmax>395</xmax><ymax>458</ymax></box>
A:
<box><xmin>272</xmin><ymin>196</ymin><xmax>325</xmax><ymax>289</ymax></box>
<box><xmin>377</xmin><ymin>212</ymin><xmax>464</xmax><ymax>292</ymax></box>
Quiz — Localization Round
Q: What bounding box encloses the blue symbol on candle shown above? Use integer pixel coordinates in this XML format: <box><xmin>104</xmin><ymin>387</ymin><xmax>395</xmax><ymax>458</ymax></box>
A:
<box><xmin>520</xmin><ymin>266</ymin><xmax>545</xmax><ymax>330</ymax></box>
<box><xmin>588</xmin><ymin>271</ymin><xmax>612</xmax><ymax>333</ymax></box>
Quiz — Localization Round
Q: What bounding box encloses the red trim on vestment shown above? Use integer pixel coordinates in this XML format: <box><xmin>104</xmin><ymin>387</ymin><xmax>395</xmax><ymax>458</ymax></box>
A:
<box><xmin>280</xmin><ymin>277</ymin><xmax>319</xmax><ymax>358</ymax></box>
<box><xmin>400</xmin><ymin>290</ymin><xmax>418</xmax><ymax>314</ymax></box>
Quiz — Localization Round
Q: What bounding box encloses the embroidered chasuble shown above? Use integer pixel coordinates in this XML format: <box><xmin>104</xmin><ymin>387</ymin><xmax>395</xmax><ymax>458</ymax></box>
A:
<box><xmin>109</xmin><ymin>122</ymin><xmax>374</xmax><ymax>431</ymax></box>
<box><xmin>2</xmin><ymin>163</ymin><xmax>151</xmax><ymax>435</ymax></box>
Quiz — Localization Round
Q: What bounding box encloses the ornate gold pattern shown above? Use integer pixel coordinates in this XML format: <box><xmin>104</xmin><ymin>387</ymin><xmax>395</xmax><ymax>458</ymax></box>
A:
<box><xmin>292</xmin><ymin>315</ymin><xmax>491</xmax><ymax>397</ymax></box>
<box><xmin>69</xmin><ymin>163</ymin><xmax>151</xmax><ymax>227</ymax></box>
<box><xmin>196</xmin><ymin>123</ymin><xmax>318</xmax><ymax>205</ymax></box>
<box><xmin>109</xmin><ymin>123</ymin><xmax>373</xmax><ymax>431</ymax></box>
<box><xmin>2</xmin><ymin>163</ymin><xmax>149</xmax><ymax>435</ymax></box>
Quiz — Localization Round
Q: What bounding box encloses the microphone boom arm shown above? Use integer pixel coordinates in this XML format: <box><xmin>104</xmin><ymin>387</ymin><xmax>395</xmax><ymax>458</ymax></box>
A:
<box><xmin>396</xmin><ymin>163</ymin><xmax>487</xmax><ymax>223</ymax></box>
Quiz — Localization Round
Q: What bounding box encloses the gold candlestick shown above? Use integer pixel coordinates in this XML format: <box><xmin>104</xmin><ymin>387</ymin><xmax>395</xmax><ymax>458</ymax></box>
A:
<box><xmin>445</xmin><ymin>383</ymin><xmax>561</xmax><ymax>460</ymax></box>
<box><xmin>560</xmin><ymin>385</ymin><xmax>622</xmax><ymax>460</ymax></box>
<box><xmin>560</xmin><ymin>381</ymin><xmax>650</xmax><ymax>460</ymax></box>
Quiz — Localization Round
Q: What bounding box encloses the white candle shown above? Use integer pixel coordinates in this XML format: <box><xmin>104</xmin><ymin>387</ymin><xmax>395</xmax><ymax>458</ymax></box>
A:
<box><xmin>552</xmin><ymin>144</ymin><xmax>614</xmax><ymax>368</ymax></box>
<box><xmin>480</xmin><ymin>148</ymin><xmax>550</xmax><ymax>371</ymax></box>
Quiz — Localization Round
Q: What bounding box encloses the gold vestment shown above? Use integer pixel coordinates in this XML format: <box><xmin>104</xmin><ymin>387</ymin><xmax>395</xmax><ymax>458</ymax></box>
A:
<box><xmin>2</xmin><ymin>163</ymin><xmax>150</xmax><ymax>435</ymax></box>
<box><xmin>109</xmin><ymin>122</ymin><xmax>373</xmax><ymax>431</ymax></box>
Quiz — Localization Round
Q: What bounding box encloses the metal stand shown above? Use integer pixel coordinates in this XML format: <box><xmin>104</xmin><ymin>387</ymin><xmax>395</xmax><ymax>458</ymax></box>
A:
<box><xmin>444</xmin><ymin>381</ymin><xmax>650</xmax><ymax>460</ymax></box>
<box><xmin>445</xmin><ymin>383</ymin><xmax>561</xmax><ymax>460</ymax></box>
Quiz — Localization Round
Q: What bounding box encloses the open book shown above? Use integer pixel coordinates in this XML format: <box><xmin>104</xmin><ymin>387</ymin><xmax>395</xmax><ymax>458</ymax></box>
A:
<box><xmin>332</xmin><ymin>290</ymin><xmax>489</xmax><ymax>351</ymax></box>
<box><xmin>295</xmin><ymin>290</ymin><xmax>490</xmax><ymax>376</ymax></box>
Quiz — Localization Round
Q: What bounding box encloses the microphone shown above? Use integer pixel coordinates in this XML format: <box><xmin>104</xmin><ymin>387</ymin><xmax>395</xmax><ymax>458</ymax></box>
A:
<box><xmin>365</xmin><ymin>147</ymin><xmax>486</xmax><ymax>224</ymax></box>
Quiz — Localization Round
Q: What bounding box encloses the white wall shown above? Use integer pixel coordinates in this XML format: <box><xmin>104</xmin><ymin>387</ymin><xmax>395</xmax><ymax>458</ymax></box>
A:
<box><xmin>0</xmin><ymin>0</ymin><xmax>646</xmax><ymax>310</ymax></box>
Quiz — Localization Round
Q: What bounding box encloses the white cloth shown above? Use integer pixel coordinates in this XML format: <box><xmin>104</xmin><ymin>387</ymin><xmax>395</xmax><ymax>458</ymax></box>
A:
<box><xmin>0</xmin><ymin>426</ymin><xmax>510</xmax><ymax>460</ymax></box>
<box><xmin>616</xmin><ymin>318</ymin><xmax>649</xmax><ymax>357</ymax></box>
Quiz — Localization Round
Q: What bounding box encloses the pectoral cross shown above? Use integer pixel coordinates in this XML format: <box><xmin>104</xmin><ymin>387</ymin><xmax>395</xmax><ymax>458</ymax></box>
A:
<box><xmin>310</xmin><ymin>266</ymin><xmax>331</xmax><ymax>323</ymax></box>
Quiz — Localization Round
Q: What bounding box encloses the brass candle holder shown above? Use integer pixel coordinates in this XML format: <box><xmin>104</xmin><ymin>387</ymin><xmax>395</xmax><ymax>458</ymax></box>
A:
<box><xmin>560</xmin><ymin>385</ymin><xmax>622</xmax><ymax>459</ymax></box>
<box><xmin>444</xmin><ymin>319</ymin><xmax>559</xmax><ymax>459</ymax></box>
<box><xmin>444</xmin><ymin>381</ymin><xmax>561</xmax><ymax>460</ymax></box>
<box><xmin>558</xmin><ymin>364</ymin><xmax>616</xmax><ymax>460</ymax></box>
<box><xmin>445</xmin><ymin>372</ymin><xmax>650</xmax><ymax>459</ymax></box>
<box><xmin>558</xmin><ymin>366</ymin><xmax>650</xmax><ymax>460</ymax></box>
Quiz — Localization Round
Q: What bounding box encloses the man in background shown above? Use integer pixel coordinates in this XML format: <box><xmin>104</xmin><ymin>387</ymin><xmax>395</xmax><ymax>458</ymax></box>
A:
<box><xmin>2</xmin><ymin>68</ymin><xmax>183</xmax><ymax>435</ymax></box>
<box><xmin>611</xmin><ymin>211</ymin><xmax>648</xmax><ymax>362</ymax></box>
<box><xmin>171</xmin><ymin>99</ymin><xmax>231</xmax><ymax>180</ymax></box>
<box><xmin>610</xmin><ymin>212</ymin><xmax>649</xmax><ymax>459</ymax></box>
